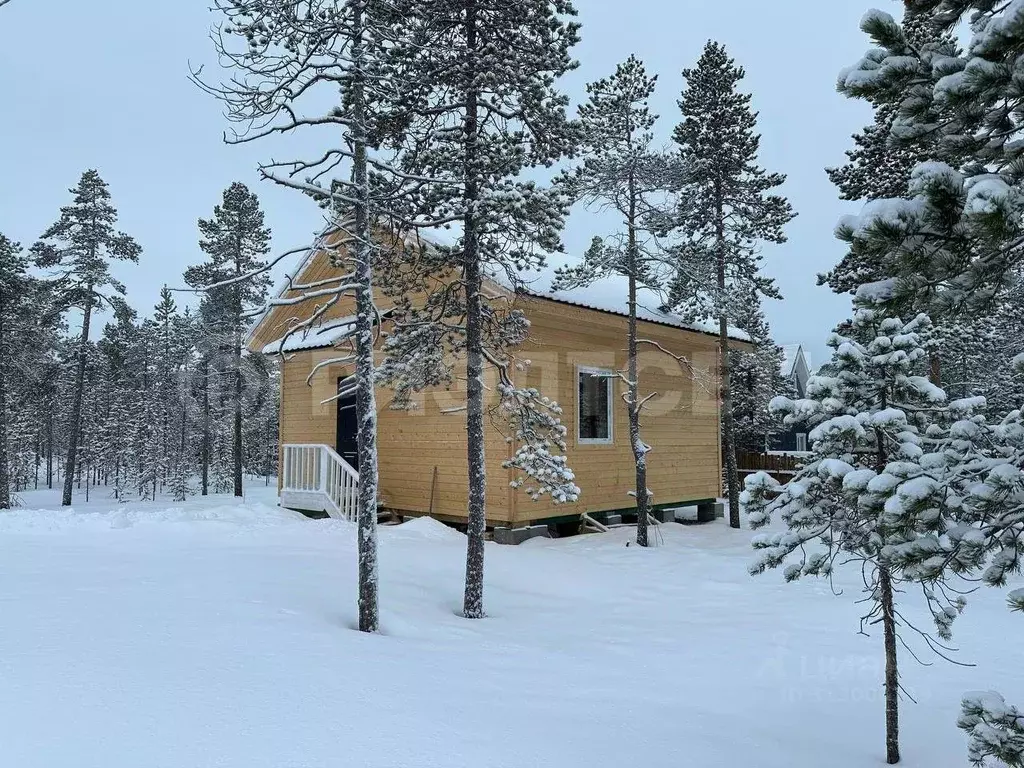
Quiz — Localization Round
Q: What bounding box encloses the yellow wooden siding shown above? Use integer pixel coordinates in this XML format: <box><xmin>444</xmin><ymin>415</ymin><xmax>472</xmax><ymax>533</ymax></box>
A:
<box><xmin>278</xmin><ymin>347</ymin><xmax>515</xmax><ymax>524</ymax></box>
<box><xmin>509</xmin><ymin>295</ymin><xmax>723</xmax><ymax>522</ymax></box>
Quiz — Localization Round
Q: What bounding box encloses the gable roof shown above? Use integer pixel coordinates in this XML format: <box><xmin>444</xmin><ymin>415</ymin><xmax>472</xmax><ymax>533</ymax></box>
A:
<box><xmin>780</xmin><ymin>344</ymin><xmax>811</xmax><ymax>377</ymax></box>
<box><xmin>248</xmin><ymin>226</ymin><xmax>751</xmax><ymax>348</ymax></box>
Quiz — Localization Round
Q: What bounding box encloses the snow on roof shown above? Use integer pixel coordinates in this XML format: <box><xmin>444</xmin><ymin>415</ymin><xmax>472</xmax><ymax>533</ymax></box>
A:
<box><xmin>409</xmin><ymin>227</ymin><xmax>750</xmax><ymax>342</ymax></box>
<box><xmin>261</xmin><ymin>316</ymin><xmax>357</xmax><ymax>355</ymax></box>
<box><xmin>511</xmin><ymin>257</ymin><xmax>749</xmax><ymax>342</ymax></box>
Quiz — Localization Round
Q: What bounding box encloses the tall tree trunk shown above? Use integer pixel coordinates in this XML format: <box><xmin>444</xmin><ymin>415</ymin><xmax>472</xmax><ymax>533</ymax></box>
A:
<box><xmin>351</xmin><ymin>0</ymin><xmax>380</xmax><ymax>634</ymax></box>
<box><xmin>179</xmin><ymin>374</ymin><xmax>188</xmax><ymax>483</ymax></box>
<box><xmin>233</xmin><ymin>330</ymin><xmax>243</xmax><ymax>497</ymax></box>
<box><xmin>46</xmin><ymin>408</ymin><xmax>53</xmax><ymax>490</ymax></box>
<box><xmin>719</xmin><ymin>315</ymin><xmax>740</xmax><ymax>528</ymax></box>
<box><xmin>462</xmin><ymin>0</ymin><xmax>487</xmax><ymax>620</ymax></box>
<box><xmin>0</xmin><ymin>305</ymin><xmax>9</xmax><ymax>509</ymax></box>
<box><xmin>879</xmin><ymin>564</ymin><xmax>901</xmax><ymax>764</ymax></box>
<box><xmin>626</xmin><ymin>176</ymin><xmax>649</xmax><ymax>547</ymax></box>
<box><xmin>62</xmin><ymin>294</ymin><xmax>93</xmax><ymax>507</ymax></box>
<box><xmin>715</xmin><ymin>188</ymin><xmax>741</xmax><ymax>528</ymax></box>
<box><xmin>929</xmin><ymin>353</ymin><xmax>942</xmax><ymax>389</ymax></box>
<box><xmin>201</xmin><ymin>357</ymin><xmax>210</xmax><ymax>496</ymax></box>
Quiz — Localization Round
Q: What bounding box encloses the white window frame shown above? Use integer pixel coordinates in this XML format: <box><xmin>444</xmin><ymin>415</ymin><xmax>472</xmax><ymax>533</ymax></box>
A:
<box><xmin>576</xmin><ymin>365</ymin><xmax>614</xmax><ymax>445</ymax></box>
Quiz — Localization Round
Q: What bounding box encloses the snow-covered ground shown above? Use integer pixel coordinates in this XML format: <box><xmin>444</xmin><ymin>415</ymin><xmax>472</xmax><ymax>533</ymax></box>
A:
<box><xmin>1</xmin><ymin>485</ymin><xmax>1021</xmax><ymax>767</ymax></box>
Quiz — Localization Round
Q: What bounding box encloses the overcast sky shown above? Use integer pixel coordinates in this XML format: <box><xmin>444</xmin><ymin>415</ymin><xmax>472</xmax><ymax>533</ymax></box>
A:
<box><xmin>0</xmin><ymin>0</ymin><xmax>885</xmax><ymax>367</ymax></box>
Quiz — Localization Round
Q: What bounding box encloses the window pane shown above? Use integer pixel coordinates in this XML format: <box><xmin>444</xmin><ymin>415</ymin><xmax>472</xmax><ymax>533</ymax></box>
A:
<box><xmin>579</xmin><ymin>371</ymin><xmax>610</xmax><ymax>441</ymax></box>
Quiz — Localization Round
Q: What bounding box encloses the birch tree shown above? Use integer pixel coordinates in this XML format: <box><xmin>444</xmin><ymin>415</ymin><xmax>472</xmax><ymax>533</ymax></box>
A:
<box><xmin>31</xmin><ymin>170</ymin><xmax>141</xmax><ymax>507</ymax></box>
<box><xmin>379</xmin><ymin>0</ymin><xmax>581</xmax><ymax>618</ymax></box>
<box><xmin>552</xmin><ymin>56</ymin><xmax>676</xmax><ymax>547</ymax></box>
<box><xmin>665</xmin><ymin>41</ymin><xmax>794</xmax><ymax>529</ymax></box>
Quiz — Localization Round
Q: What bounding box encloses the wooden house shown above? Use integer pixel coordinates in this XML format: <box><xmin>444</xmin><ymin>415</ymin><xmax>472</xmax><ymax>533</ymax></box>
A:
<box><xmin>247</xmin><ymin>232</ymin><xmax>750</xmax><ymax>531</ymax></box>
<box><xmin>770</xmin><ymin>344</ymin><xmax>813</xmax><ymax>453</ymax></box>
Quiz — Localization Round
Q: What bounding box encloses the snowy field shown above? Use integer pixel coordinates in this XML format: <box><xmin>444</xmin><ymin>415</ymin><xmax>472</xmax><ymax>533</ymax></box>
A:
<box><xmin>2</xmin><ymin>485</ymin><xmax>1021</xmax><ymax>767</ymax></box>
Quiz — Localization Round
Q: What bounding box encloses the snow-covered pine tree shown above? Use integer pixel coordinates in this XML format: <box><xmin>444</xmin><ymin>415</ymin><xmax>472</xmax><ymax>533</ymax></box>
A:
<box><xmin>822</xmin><ymin>7</ymin><xmax>958</xmax><ymax>297</ymax></box>
<box><xmin>96</xmin><ymin>304</ymin><xmax>146</xmax><ymax>498</ymax></box>
<box><xmin>728</xmin><ymin>289</ymin><xmax>788</xmax><ymax>453</ymax></box>
<box><xmin>0</xmin><ymin>233</ymin><xmax>34</xmax><ymax>507</ymax></box>
<box><xmin>241</xmin><ymin>351</ymin><xmax>278</xmax><ymax>484</ymax></box>
<box><xmin>552</xmin><ymin>56</ymin><xmax>680</xmax><ymax>547</ymax></box>
<box><xmin>833</xmin><ymin>4</ymin><xmax>1024</xmax><ymax>317</ymax></box>
<box><xmin>199</xmin><ymin>0</ymin><xmax>427</xmax><ymax>633</ymax></box>
<box><xmin>850</xmin><ymin>347</ymin><xmax>1024</xmax><ymax>767</ymax></box>
<box><xmin>378</xmin><ymin>0</ymin><xmax>581</xmax><ymax>618</ymax></box>
<box><xmin>743</xmin><ymin>307</ymin><xmax>967</xmax><ymax>765</ymax></box>
<box><xmin>826</xmin><ymin>97</ymin><xmax>930</xmax><ymax>205</ymax></box>
<box><xmin>929</xmin><ymin>289</ymin><xmax>1024</xmax><ymax>420</ymax></box>
<box><xmin>136</xmin><ymin>316</ymin><xmax>164</xmax><ymax>500</ymax></box>
<box><xmin>192</xmin><ymin>296</ymin><xmax>220</xmax><ymax>497</ymax></box>
<box><xmin>152</xmin><ymin>287</ymin><xmax>180</xmax><ymax>492</ymax></box>
<box><xmin>665</xmin><ymin>41</ymin><xmax>795</xmax><ymax>529</ymax></box>
<box><xmin>959</xmin><ymin>691</ymin><xmax>1024</xmax><ymax>767</ymax></box>
<box><xmin>185</xmin><ymin>183</ymin><xmax>271</xmax><ymax>499</ymax></box>
<box><xmin>31</xmin><ymin>170</ymin><xmax>141</xmax><ymax>507</ymax></box>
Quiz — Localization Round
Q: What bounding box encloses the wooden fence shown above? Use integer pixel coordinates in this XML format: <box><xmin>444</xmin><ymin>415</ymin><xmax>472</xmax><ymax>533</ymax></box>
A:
<box><xmin>734</xmin><ymin>451</ymin><xmax>803</xmax><ymax>484</ymax></box>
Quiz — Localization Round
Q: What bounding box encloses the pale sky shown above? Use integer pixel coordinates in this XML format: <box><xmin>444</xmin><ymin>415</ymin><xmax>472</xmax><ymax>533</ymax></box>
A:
<box><xmin>0</xmin><ymin>0</ymin><xmax>883</xmax><ymax>367</ymax></box>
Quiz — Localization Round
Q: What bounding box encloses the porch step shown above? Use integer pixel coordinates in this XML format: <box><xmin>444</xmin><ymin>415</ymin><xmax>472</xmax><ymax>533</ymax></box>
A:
<box><xmin>280</xmin><ymin>444</ymin><xmax>359</xmax><ymax>521</ymax></box>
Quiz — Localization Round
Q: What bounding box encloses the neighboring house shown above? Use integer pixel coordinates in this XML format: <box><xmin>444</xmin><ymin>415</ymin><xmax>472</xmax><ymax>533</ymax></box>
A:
<box><xmin>247</xmin><ymin>231</ymin><xmax>751</xmax><ymax>529</ymax></box>
<box><xmin>771</xmin><ymin>344</ymin><xmax>813</xmax><ymax>452</ymax></box>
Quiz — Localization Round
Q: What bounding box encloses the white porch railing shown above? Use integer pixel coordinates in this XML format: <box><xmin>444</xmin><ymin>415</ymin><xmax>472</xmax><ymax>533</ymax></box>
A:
<box><xmin>280</xmin><ymin>444</ymin><xmax>359</xmax><ymax>521</ymax></box>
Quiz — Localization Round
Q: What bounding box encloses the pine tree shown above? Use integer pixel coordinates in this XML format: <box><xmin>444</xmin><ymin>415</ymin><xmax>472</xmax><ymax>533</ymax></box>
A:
<box><xmin>837</xmin><ymin>344</ymin><xmax>1024</xmax><ymax>768</ymax></box>
<box><xmin>31</xmin><ymin>170</ymin><xmax>141</xmax><ymax>507</ymax></box>
<box><xmin>151</xmin><ymin>287</ymin><xmax>179</xmax><ymax>490</ymax></box>
<box><xmin>0</xmin><ymin>234</ymin><xmax>34</xmax><ymax>508</ymax></box>
<box><xmin>728</xmin><ymin>291</ymin><xmax>788</xmax><ymax>452</ymax></box>
<box><xmin>379</xmin><ymin>0</ymin><xmax>581</xmax><ymax>618</ymax></box>
<box><xmin>821</xmin><ymin>8</ymin><xmax>956</xmax><ymax>296</ymax></box>
<box><xmin>665</xmin><ymin>41</ymin><xmax>795</xmax><ymax>529</ymax></box>
<box><xmin>241</xmin><ymin>351</ymin><xmax>278</xmax><ymax>483</ymax></box>
<box><xmin>198</xmin><ymin>0</ymin><xmax>420</xmax><ymax>633</ymax></box>
<box><xmin>552</xmin><ymin>56</ymin><xmax>678</xmax><ymax>546</ymax></box>
<box><xmin>931</xmin><ymin>290</ymin><xmax>1024</xmax><ymax>420</ymax></box>
<box><xmin>185</xmin><ymin>182</ymin><xmax>270</xmax><ymax>499</ymax></box>
<box><xmin>97</xmin><ymin>304</ymin><xmax>143</xmax><ymax>498</ymax></box>
<box><xmin>172</xmin><ymin>307</ymin><xmax>198</xmax><ymax>500</ymax></box>
<box><xmin>832</xmin><ymin>4</ymin><xmax>1024</xmax><ymax>316</ymax></box>
<box><xmin>960</xmin><ymin>691</ymin><xmax>1024</xmax><ymax>767</ymax></box>
<box><xmin>744</xmin><ymin>307</ymin><xmax>973</xmax><ymax>765</ymax></box>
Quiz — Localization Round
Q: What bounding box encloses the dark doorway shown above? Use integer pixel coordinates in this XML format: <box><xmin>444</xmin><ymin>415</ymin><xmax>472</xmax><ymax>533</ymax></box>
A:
<box><xmin>336</xmin><ymin>377</ymin><xmax>359</xmax><ymax>471</ymax></box>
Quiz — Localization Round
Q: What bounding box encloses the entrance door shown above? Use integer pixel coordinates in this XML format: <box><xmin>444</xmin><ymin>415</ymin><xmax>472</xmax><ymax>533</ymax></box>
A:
<box><xmin>336</xmin><ymin>377</ymin><xmax>359</xmax><ymax>471</ymax></box>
